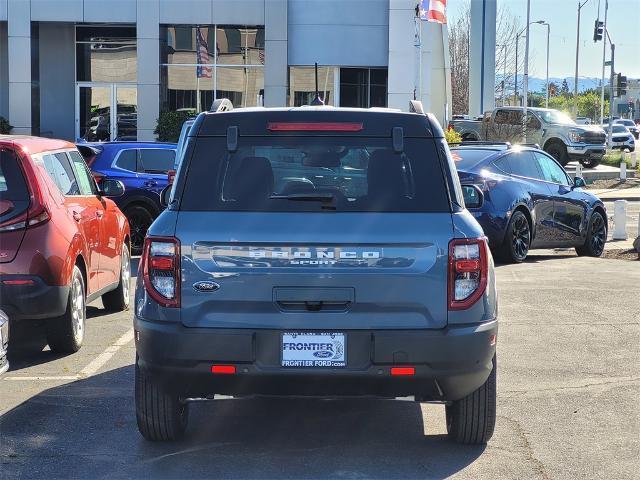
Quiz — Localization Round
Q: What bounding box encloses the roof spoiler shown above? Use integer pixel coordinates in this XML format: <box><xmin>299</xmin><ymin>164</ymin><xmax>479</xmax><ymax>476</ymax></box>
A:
<box><xmin>210</xmin><ymin>98</ymin><xmax>234</xmax><ymax>113</ymax></box>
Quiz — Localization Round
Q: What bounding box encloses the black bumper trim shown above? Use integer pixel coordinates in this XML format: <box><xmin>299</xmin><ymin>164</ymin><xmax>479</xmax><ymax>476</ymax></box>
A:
<box><xmin>0</xmin><ymin>276</ymin><xmax>68</xmax><ymax>321</ymax></box>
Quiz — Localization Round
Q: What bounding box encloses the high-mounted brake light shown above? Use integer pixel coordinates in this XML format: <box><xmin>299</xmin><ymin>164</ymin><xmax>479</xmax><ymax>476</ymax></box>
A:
<box><xmin>142</xmin><ymin>237</ymin><xmax>180</xmax><ymax>308</ymax></box>
<box><xmin>448</xmin><ymin>238</ymin><xmax>489</xmax><ymax>310</ymax></box>
<box><xmin>267</xmin><ymin>122</ymin><xmax>363</xmax><ymax>132</ymax></box>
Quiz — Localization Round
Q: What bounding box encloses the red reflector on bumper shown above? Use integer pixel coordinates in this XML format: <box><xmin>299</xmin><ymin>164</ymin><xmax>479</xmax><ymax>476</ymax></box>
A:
<box><xmin>2</xmin><ymin>279</ymin><xmax>35</xmax><ymax>286</ymax></box>
<box><xmin>390</xmin><ymin>367</ymin><xmax>415</xmax><ymax>376</ymax></box>
<box><xmin>211</xmin><ymin>365</ymin><xmax>236</xmax><ymax>374</ymax></box>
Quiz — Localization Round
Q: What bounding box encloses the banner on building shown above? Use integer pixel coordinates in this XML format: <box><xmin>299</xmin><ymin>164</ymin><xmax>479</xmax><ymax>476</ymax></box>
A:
<box><xmin>419</xmin><ymin>0</ymin><xmax>447</xmax><ymax>24</ymax></box>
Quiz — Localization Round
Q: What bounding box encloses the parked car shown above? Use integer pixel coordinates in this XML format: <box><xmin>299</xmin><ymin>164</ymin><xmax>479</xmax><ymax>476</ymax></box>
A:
<box><xmin>575</xmin><ymin>117</ymin><xmax>592</xmax><ymax>125</ymax></box>
<box><xmin>78</xmin><ymin>142</ymin><xmax>176</xmax><ymax>254</ymax></box>
<box><xmin>613</xmin><ymin>119</ymin><xmax>639</xmax><ymax>139</ymax></box>
<box><xmin>0</xmin><ymin>136</ymin><xmax>131</xmax><ymax>353</ymax></box>
<box><xmin>451</xmin><ymin>143</ymin><xmax>607</xmax><ymax>262</ymax></box>
<box><xmin>0</xmin><ymin>309</ymin><xmax>8</xmax><ymax>374</ymax></box>
<box><xmin>450</xmin><ymin>107</ymin><xmax>607</xmax><ymax>168</ymax></box>
<box><xmin>134</xmin><ymin>101</ymin><xmax>498</xmax><ymax>444</ymax></box>
<box><xmin>604</xmin><ymin>125</ymin><xmax>636</xmax><ymax>151</ymax></box>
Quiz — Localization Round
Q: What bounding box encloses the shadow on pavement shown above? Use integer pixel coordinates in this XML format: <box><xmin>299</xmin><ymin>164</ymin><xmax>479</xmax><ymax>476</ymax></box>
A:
<box><xmin>0</xmin><ymin>366</ymin><xmax>485</xmax><ymax>479</ymax></box>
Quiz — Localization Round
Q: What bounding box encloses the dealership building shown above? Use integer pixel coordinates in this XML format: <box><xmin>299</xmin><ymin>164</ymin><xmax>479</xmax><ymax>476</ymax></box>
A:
<box><xmin>0</xmin><ymin>0</ymin><xmax>496</xmax><ymax>141</ymax></box>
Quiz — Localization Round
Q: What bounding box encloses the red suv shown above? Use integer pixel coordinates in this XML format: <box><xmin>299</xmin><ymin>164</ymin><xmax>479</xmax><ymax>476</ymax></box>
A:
<box><xmin>0</xmin><ymin>136</ymin><xmax>131</xmax><ymax>353</ymax></box>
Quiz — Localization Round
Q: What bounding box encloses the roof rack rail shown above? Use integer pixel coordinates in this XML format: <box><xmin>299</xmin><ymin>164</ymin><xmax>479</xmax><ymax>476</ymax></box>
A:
<box><xmin>449</xmin><ymin>141</ymin><xmax>512</xmax><ymax>147</ymax></box>
<box><xmin>209</xmin><ymin>98</ymin><xmax>233</xmax><ymax>113</ymax></box>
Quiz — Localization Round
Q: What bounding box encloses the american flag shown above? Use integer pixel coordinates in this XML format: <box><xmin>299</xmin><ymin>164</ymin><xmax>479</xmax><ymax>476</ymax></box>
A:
<box><xmin>196</xmin><ymin>27</ymin><xmax>212</xmax><ymax>79</ymax></box>
<box><xmin>419</xmin><ymin>0</ymin><xmax>447</xmax><ymax>24</ymax></box>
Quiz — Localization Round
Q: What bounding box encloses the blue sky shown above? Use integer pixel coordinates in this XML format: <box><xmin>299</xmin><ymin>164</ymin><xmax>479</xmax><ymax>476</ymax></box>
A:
<box><xmin>447</xmin><ymin>0</ymin><xmax>640</xmax><ymax>80</ymax></box>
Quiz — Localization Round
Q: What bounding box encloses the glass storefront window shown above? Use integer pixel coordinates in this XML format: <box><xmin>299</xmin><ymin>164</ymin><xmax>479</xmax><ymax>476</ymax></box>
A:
<box><xmin>339</xmin><ymin>68</ymin><xmax>388</xmax><ymax>108</ymax></box>
<box><xmin>288</xmin><ymin>66</ymin><xmax>336</xmax><ymax>107</ymax></box>
<box><xmin>76</xmin><ymin>25</ymin><xmax>136</xmax><ymax>83</ymax></box>
<box><xmin>160</xmin><ymin>25</ymin><xmax>265</xmax><ymax>112</ymax></box>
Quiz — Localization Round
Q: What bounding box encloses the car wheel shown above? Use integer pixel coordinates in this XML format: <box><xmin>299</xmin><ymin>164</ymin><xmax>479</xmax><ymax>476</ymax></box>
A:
<box><xmin>576</xmin><ymin>211</ymin><xmax>607</xmax><ymax>257</ymax></box>
<box><xmin>545</xmin><ymin>141</ymin><xmax>569</xmax><ymax>166</ymax></box>
<box><xmin>46</xmin><ymin>266</ymin><xmax>85</xmax><ymax>354</ymax></box>
<box><xmin>499</xmin><ymin>210</ymin><xmax>530</xmax><ymax>263</ymax></box>
<box><xmin>125</xmin><ymin>205</ymin><xmax>154</xmax><ymax>255</ymax></box>
<box><xmin>446</xmin><ymin>354</ymin><xmax>496</xmax><ymax>445</ymax></box>
<box><xmin>101</xmin><ymin>244</ymin><xmax>131</xmax><ymax>312</ymax></box>
<box><xmin>579</xmin><ymin>158</ymin><xmax>600</xmax><ymax>168</ymax></box>
<box><xmin>135</xmin><ymin>357</ymin><xmax>189</xmax><ymax>441</ymax></box>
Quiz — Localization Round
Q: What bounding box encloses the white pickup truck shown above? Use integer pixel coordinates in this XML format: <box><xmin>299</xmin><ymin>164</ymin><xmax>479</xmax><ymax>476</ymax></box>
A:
<box><xmin>450</xmin><ymin>107</ymin><xmax>607</xmax><ymax>168</ymax></box>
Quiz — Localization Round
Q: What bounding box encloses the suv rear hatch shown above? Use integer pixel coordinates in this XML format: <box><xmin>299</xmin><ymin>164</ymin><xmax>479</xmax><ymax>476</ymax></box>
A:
<box><xmin>171</xmin><ymin>121</ymin><xmax>454</xmax><ymax>330</ymax></box>
<box><xmin>0</xmin><ymin>147</ymin><xmax>31</xmax><ymax>263</ymax></box>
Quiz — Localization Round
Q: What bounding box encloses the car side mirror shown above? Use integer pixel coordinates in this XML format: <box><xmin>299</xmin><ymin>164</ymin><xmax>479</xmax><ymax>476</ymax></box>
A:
<box><xmin>99</xmin><ymin>179</ymin><xmax>125</xmax><ymax>197</ymax></box>
<box><xmin>461</xmin><ymin>184</ymin><xmax>484</xmax><ymax>209</ymax></box>
<box><xmin>573</xmin><ymin>177</ymin><xmax>586</xmax><ymax>188</ymax></box>
<box><xmin>160</xmin><ymin>184</ymin><xmax>172</xmax><ymax>208</ymax></box>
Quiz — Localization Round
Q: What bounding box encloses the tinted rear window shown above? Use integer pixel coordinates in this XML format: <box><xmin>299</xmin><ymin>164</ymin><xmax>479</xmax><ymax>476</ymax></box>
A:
<box><xmin>0</xmin><ymin>149</ymin><xmax>29</xmax><ymax>201</ymax></box>
<box><xmin>139</xmin><ymin>149</ymin><xmax>176</xmax><ymax>173</ymax></box>
<box><xmin>180</xmin><ymin>137</ymin><xmax>450</xmax><ymax>212</ymax></box>
<box><xmin>450</xmin><ymin>149</ymin><xmax>497</xmax><ymax>171</ymax></box>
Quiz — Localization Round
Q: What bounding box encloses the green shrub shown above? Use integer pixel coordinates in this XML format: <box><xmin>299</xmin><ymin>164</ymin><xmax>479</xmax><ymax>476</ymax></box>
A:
<box><xmin>444</xmin><ymin>126</ymin><xmax>462</xmax><ymax>144</ymax></box>
<box><xmin>0</xmin><ymin>116</ymin><xmax>12</xmax><ymax>134</ymax></box>
<box><xmin>154</xmin><ymin>110</ymin><xmax>196</xmax><ymax>143</ymax></box>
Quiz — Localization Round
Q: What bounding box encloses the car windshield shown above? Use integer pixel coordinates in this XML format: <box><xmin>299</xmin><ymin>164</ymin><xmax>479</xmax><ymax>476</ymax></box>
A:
<box><xmin>450</xmin><ymin>148</ymin><xmax>497</xmax><ymax>171</ymax></box>
<box><xmin>618</xmin><ymin>120</ymin><xmax>635</xmax><ymax>127</ymax></box>
<box><xmin>180</xmin><ymin>136</ymin><xmax>450</xmax><ymax>212</ymax></box>
<box><xmin>612</xmin><ymin>125</ymin><xmax>628</xmax><ymax>133</ymax></box>
<box><xmin>536</xmin><ymin>110</ymin><xmax>575</xmax><ymax>125</ymax></box>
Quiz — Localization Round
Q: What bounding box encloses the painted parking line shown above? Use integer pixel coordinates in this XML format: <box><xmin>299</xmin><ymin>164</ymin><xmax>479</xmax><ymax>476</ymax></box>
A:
<box><xmin>3</xmin><ymin>327</ymin><xmax>135</xmax><ymax>382</ymax></box>
<box><xmin>79</xmin><ymin>327</ymin><xmax>134</xmax><ymax>378</ymax></box>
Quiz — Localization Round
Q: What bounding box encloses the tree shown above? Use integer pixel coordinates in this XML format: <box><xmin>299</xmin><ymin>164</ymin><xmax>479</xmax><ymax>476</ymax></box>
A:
<box><xmin>448</xmin><ymin>2</ymin><xmax>470</xmax><ymax>115</ymax></box>
<box><xmin>561</xmin><ymin>79</ymin><xmax>570</xmax><ymax>98</ymax></box>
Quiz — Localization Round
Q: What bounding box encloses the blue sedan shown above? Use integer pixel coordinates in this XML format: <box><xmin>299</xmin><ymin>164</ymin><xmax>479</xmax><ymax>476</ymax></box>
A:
<box><xmin>452</xmin><ymin>144</ymin><xmax>607</xmax><ymax>263</ymax></box>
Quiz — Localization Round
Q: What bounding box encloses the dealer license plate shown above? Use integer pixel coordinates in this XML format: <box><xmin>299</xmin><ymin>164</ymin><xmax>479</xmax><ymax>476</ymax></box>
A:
<box><xmin>281</xmin><ymin>332</ymin><xmax>346</xmax><ymax>367</ymax></box>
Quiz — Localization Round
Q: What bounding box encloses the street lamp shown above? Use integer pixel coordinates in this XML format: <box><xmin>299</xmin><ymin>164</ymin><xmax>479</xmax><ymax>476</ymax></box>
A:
<box><xmin>497</xmin><ymin>44</ymin><xmax>507</xmax><ymax>106</ymax></box>
<box><xmin>574</xmin><ymin>0</ymin><xmax>592</xmax><ymax>117</ymax></box>
<box><xmin>514</xmin><ymin>20</ymin><xmax>545</xmax><ymax>106</ymax></box>
<box><xmin>532</xmin><ymin>21</ymin><xmax>550</xmax><ymax>108</ymax></box>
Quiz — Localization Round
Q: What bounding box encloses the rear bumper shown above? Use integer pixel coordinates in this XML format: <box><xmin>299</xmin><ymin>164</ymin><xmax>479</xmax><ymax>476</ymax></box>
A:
<box><xmin>134</xmin><ymin>317</ymin><xmax>498</xmax><ymax>401</ymax></box>
<box><xmin>0</xmin><ymin>276</ymin><xmax>68</xmax><ymax>321</ymax></box>
<box><xmin>567</xmin><ymin>144</ymin><xmax>606</xmax><ymax>159</ymax></box>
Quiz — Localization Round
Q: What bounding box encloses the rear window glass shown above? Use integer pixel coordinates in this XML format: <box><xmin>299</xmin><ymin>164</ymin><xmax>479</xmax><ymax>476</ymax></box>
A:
<box><xmin>0</xmin><ymin>149</ymin><xmax>29</xmax><ymax>200</ymax></box>
<box><xmin>450</xmin><ymin>149</ymin><xmax>496</xmax><ymax>170</ymax></box>
<box><xmin>180</xmin><ymin>137</ymin><xmax>450</xmax><ymax>212</ymax></box>
<box><xmin>139</xmin><ymin>149</ymin><xmax>176</xmax><ymax>173</ymax></box>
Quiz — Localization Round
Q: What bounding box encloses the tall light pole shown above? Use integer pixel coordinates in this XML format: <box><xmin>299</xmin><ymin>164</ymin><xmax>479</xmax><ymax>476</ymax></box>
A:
<box><xmin>523</xmin><ymin>0</ymin><xmax>531</xmax><ymax>143</ymax></box>
<box><xmin>536</xmin><ymin>22</ymin><xmax>550</xmax><ymax>108</ymax></box>
<box><xmin>600</xmin><ymin>0</ymin><xmax>609</xmax><ymax>124</ymax></box>
<box><xmin>574</xmin><ymin>0</ymin><xmax>592</xmax><ymax>117</ymax></box>
<box><xmin>497</xmin><ymin>44</ymin><xmax>507</xmax><ymax>106</ymax></box>
<box><xmin>515</xmin><ymin>20</ymin><xmax>545</xmax><ymax>107</ymax></box>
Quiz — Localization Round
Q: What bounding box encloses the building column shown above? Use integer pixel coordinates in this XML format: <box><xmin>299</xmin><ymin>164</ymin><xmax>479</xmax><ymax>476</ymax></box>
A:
<box><xmin>387</xmin><ymin>0</ymin><xmax>415</xmax><ymax>112</ymax></box>
<box><xmin>264</xmin><ymin>0</ymin><xmax>287</xmax><ymax>107</ymax></box>
<box><xmin>468</xmin><ymin>0</ymin><xmax>496</xmax><ymax>117</ymax></box>
<box><xmin>7</xmin><ymin>0</ymin><xmax>31</xmax><ymax>134</ymax></box>
<box><xmin>136</xmin><ymin>0</ymin><xmax>160</xmax><ymax>141</ymax></box>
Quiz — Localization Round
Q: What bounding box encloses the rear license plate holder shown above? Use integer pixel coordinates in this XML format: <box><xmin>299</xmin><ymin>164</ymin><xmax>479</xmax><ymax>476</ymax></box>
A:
<box><xmin>281</xmin><ymin>332</ymin><xmax>346</xmax><ymax>367</ymax></box>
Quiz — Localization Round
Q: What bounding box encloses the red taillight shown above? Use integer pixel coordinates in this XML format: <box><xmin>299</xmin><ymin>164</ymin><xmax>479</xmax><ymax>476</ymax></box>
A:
<box><xmin>142</xmin><ymin>237</ymin><xmax>180</xmax><ymax>308</ymax></box>
<box><xmin>448</xmin><ymin>238</ymin><xmax>489</xmax><ymax>310</ymax></box>
<box><xmin>267</xmin><ymin>122</ymin><xmax>364</xmax><ymax>132</ymax></box>
<box><xmin>167</xmin><ymin>169</ymin><xmax>176</xmax><ymax>184</ymax></box>
<box><xmin>2</xmin><ymin>279</ymin><xmax>35</xmax><ymax>286</ymax></box>
<box><xmin>390</xmin><ymin>367</ymin><xmax>415</xmax><ymax>376</ymax></box>
<box><xmin>211</xmin><ymin>365</ymin><xmax>236</xmax><ymax>375</ymax></box>
<box><xmin>0</xmin><ymin>151</ymin><xmax>49</xmax><ymax>233</ymax></box>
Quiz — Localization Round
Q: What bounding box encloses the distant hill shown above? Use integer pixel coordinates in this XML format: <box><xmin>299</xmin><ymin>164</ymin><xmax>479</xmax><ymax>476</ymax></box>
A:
<box><xmin>496</xmin><ymin>76</ymin><xmax>607</xmax><ymax>93</ymax></box>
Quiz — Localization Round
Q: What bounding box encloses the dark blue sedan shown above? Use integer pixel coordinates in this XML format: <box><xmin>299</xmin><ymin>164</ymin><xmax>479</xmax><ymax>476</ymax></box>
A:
<box><xmin>77</xmin><ymin>142</ymin><xmax>177</xmax><ymax>254</ymax></box>
<box><xmin>452</xmin><ymin>144</ymin><xmax>607</xmax><ymax>263</ymax></box>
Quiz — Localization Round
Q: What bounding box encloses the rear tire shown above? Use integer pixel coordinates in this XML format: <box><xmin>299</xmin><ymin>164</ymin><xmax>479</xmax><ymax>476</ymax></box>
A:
<box><xmin>576</xmin><ymin>211</ymin><xmax>607</xmax><ymax>257</ymax></box>
<box><xmin>102</xmin><ymin>244</ymin><xmax>131</xmax><ymax>312</ymax></box>
<box><xmin>135</xmin><ymin>358</ymin><xmax>189</xmax><ymax>441</ymax></box>
<box><xmin>125</xmin><ymin>205</ymin><xmax>154</xmax><ymax>255</ymax></box>
<box><xmin>544</xmin><ymin>141</ymin><xmax>569</xmax><ymax>166</ymax></box>
<box><xmin>498</xmin><ymin>210</ymin><xmax>531</xmax><ymax>263</ymax></box>
<box><xmin>46</xmin><ymin>266</ymin><xmax>85</xmax><ymax>354</ymax></box>
<box><xmin>446</xmin><ymin>355</ymin><xmax>497</xmax><ymax>445</ymax></box>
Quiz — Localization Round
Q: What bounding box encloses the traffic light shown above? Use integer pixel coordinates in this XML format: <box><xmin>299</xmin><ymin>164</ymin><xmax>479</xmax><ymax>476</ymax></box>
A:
<box><xmin>617</xmin><ymin>74</ymin><xmax>628</xmax><ymax>96</ymax></box>
<box><xmin>593</xmin><ymin>20</ymin><xmax>604</xmax><ymax>42</ymax></box>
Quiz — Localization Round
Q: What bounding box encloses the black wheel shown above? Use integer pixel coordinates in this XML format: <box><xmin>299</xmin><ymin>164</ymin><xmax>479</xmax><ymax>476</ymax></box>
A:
<box><xmin>545</xmin><ymin>141</ymin><xmax>569</xmax><ymax>166</ymax></box>
<box><xmin>446</xmin><ymin>355</ymin><xmax>497</xmax><ymax>445</ymax></box>
<box><xmin>125</xmin><ymin>205</ymin><xmax>154</xmax><ymax>255</ymax></box>
<box><xmin>46</xmin><ymin>266</ymin><xmax>85</xmax><ymax>353</ymax></box>
<box><xmin>101</xmin><ymin>244</ymin><xmax>131</xmax><ymax>312</ymax></box>
<box><xmin>499</xmin><ymin>210</ymin><xmax>531</xmax><ymax>263</ymax></box>
<box><xmin>576</xmin><ymin>211</ymin><xmax>607</xmax><ymax>257</ymax></box>
<box><xmin>579</xmin><ymin>157</ymin><xmax>600</xmax><ymax>169</ymax></box>
<box><xmin>135</xmin><ymin>358</ymin><xmax>189</xmax><ymax>441</ymax></box>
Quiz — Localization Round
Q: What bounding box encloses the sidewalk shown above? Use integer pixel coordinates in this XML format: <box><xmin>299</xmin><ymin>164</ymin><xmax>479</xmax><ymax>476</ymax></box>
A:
<box><xmin>590</xmin><ymin>187</ymin><xmax>640</xmax><ymax>201</ymax></box>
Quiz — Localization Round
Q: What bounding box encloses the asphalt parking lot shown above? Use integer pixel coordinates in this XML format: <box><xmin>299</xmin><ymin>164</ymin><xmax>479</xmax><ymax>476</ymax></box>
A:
<box><xmin>1</xmin><ymin>253</ymin><xmax>639</xmax><ymax>480</ymax></box>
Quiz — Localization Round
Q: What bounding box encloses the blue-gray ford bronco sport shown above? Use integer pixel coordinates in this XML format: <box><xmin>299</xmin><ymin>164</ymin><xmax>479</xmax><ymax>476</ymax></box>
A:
<box><xmin>134</xmin><ymin>101</ymin><xmax>498</xmax><ymax>445</ymax></box>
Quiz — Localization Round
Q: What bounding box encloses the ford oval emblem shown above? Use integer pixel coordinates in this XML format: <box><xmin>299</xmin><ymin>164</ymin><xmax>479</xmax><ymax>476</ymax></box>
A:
<box><xmin>193</xmin><ymin>281</ymin><xmax>220</xmax><ymax>292</ymax></box>
<box><xmin>313</xmin><ymin>350</ymin><xmax>333</xmax><ymax>359</ymax></box>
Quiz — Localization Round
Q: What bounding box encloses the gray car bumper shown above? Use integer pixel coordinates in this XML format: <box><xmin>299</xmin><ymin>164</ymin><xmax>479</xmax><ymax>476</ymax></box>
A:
<box><xmin>567</xmin><ymin>144</ymin><xmax>606</xmax><ymax>159</ymax></box>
